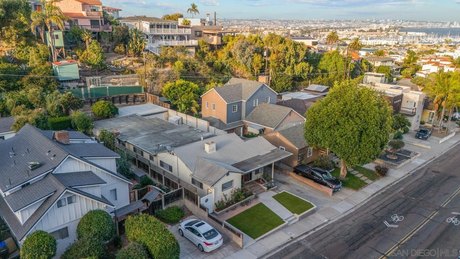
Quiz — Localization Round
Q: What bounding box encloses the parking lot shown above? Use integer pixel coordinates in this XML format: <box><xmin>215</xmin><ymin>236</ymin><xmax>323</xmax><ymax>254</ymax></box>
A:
<box><xmin>170</xmin><ymin>216</ymin><xmax>241</xmax><ymax>259</ymax></box>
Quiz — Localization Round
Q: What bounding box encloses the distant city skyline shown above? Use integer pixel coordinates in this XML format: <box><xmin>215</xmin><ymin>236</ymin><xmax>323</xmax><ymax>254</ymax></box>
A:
<box><xmin>104</xmin><ymin>0</ymin><xmax>460</xmax><ymax>22</ymax></box>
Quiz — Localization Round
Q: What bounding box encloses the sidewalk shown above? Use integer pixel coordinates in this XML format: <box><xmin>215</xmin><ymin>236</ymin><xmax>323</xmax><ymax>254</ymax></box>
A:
<box><xmin>225</xmin><ymin>132</ymin><xmax>460</xmax><ymax>259</ymax></box>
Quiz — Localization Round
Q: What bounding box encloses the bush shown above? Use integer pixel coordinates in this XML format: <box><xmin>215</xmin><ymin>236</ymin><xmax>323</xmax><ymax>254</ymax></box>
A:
<box><xmin>62</xmin><ymin>238</ymin><xmax>106</xmax><ymax>259</ymax></box>
<box><xmin>116</xmin><ymin>242</ymin><xmax>150</xmax><ymax>259</ymax></box>
<box><xmin>214</xmin><ymin>188</ymin><xmax>252</xmax><ymax>212</ymax></box>
<box><xmin>375</xmin><ymin>165</ymin><xmax>389</xmax><ymax>176</ymax></box>
<box><xmin>77</xmin><ymin>210</ymin><xmax>115</xmax><ymax>242</ymax></box>
<box><xmin>92</xmin><ymin>100</ymin><xmax>118</xmax><ymax>119</ymax></box>
<box><xmin>21</xmin><ymin>230</ymin><xmax>56</xmax><ymax>259</ymax></box>
<box><xmin>47</xmin><ymin>116</ymin><xmax>72</xmax><ymax>130</ymax></box>
<box><xmin>155</xmin><ymin>206</ymin><xmax>185</xmax><ymax>224</ymax></box>
<box><xmin>71</xmin><ymin>111</ymin><xmax>93</xmax><ymax>134</ymax></box>
<box><xmin>98</xmin><ymin>129</ymin><xmax>116</xmax><ymax>150</ymax></box>
<box><xmin>125</xmin><ymin>214</ymin><xmax>179</xmax><ymax>259</ymax></box>
<box><xmin>393</xmin><ymin>131</ymin><xmax>403</xmax><ymax>140</ymax></box>
<box><xmin>388</xmin><ymin>139</ymin><xmax>405</xmax><ymax>151</ymax></box>
<box><xmin>140</xmin><ymin>175</ymin><xmax>154</xmax><ymax>187</ymax></box>
<box><xmin>312</xmin><ymin>155</ymin><xmax>335</xmax><ymax>170</ymax></box>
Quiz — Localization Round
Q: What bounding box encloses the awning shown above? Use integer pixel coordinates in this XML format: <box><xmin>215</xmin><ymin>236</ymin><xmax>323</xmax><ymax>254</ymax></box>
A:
<box><xmin>113</xmin><ymin>200</ymin><xmax>146</xmax><ymax>219</ymax></box>
<box><xmin>232</xmin><ymin>149</ymin><xmax>292</xmax><ymax>173</ymax></box>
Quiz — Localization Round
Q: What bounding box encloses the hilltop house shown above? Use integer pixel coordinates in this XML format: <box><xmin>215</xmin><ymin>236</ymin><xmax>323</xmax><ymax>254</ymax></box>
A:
<box><xmin>55</xmin><ymin>0</ymin><xmax>111</xmax><ymax>32</ymax></box>
<box><xmin>202</xmin><ymin>78</ymin><xmax>278</xmax><ymax>135</ymax></box>
<box><xmin>0</xmin><ymin>125</ymin><xmax>130</xmax><ymax>255</ymax></box>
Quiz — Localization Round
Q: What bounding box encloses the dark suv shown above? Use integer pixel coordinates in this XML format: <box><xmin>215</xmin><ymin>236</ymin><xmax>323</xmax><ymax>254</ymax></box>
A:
<box><xmin>415</xmin><ymin>128</ymin><xmax>432</xmax><ymax>140</ymax></box>
<box><xmin>294</xmin><ymin>165</ymin><xmax>342</xmax><ymax>192</ymax></box>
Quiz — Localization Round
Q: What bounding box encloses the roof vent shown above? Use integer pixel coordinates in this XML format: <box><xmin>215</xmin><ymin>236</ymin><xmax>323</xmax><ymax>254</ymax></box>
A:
<box><xmin>28</xmin><ymin>161</ymin><xmax>42</xmax><ymax>170</ymax></box>
<box><xmin>204</xmin><ymin>141</ymin><xmax>216</xmax><ymax>154</ymax></box>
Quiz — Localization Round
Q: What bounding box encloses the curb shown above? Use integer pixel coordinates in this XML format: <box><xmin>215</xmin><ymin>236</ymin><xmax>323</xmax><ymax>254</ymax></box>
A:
<box><xmin>260</xmin><ymin>140</ymin><xmax>460</xmax><ymax>259</ymax></box>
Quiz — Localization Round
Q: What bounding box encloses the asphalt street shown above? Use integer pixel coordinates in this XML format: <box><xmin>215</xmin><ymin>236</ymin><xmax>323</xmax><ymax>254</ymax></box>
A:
<box><xmin>267</xmin><ymin>143</ymin><xmax>460</xmax><ymax>259</ymax></box>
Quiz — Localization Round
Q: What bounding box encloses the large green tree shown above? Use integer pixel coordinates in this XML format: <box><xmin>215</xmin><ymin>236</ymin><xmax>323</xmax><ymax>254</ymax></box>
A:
<box><xmin>80</xmin><ymin>40</ymin><xmax>105</xmax><ymax>70</ymax></box>
<box><xmin>127</xmin><ymin>29</ymin><xmax>146</xmax><ymax>57</ymax></box>
<box><xmin>0</xmin><ymin>0</ymin><xmax>32</xmax><ymax>48</ymax></box>
<box><xmin>21</xmin><ymin>230</ymin><xmax>56</xmax><ymax>259</ymax></box>
<box><xmin>162</xmin><ymin>79</ymin><xmax>200</xmax><ymax>114</ymax></box>
<box><xmin>305</xmin><ymin>80</ymin><xmax>393</xmax><ymax>178</ymax></box>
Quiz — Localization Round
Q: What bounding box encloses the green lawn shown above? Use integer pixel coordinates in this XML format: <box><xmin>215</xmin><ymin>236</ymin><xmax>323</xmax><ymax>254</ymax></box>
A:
<box><xmin>354</xmin><ymin>165</ymin><xmax>380</xmax><ymax>181</ymax></box>
<box><xmin>331</xmin><ymin>168</ymin><xmax>367</xmax><ymax>190</ymax></box>
<box><xmin>227</xmin><ymin>203</ymin><xmax>284</xmax><ymax>239</ymax></box>
<box><xmin>273</xmin><ymin>192</ymin><xmax>314</xmax><ymax>215</ymax></box>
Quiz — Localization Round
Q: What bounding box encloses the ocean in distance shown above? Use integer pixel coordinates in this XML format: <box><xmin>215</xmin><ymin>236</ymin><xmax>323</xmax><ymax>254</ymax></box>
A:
<box><xmin>400</xmin><ymin>27</ymin><xmax>460</xmax><ymax>36</ymax></box>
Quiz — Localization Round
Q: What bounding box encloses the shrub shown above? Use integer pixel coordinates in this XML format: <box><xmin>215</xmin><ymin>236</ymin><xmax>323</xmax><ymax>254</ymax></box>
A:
<box><xmin>214</xmin><ymin>188</ymin><xmax>252</xmax><ymax>211</ymax></box>
<box><xmin>71</xmin><ymin>111</ymin><xmax>93</xmax><ymax>134</ymax></box>
<box><xmin>61</xmin><ymin>238</ymin><xmax>106</xmax><ymax>259</ymax></box>
<box><xmin>140</xmin><ymin>175</ymin><xmax>154</xmax><ymax>187</ymax></box>
<box><xmin>388</xmin><ymin>139</ymin><xmax>405</xmax><ymax>151</ymax></box>
<box><xmin>77</xmin><ymin>210</ymin><xmax>115</xmax><ymax>242</ymax></box>
<box><xmin>21</xmin><ymin>230</ymin><xmax>56</xmax><ymax>259</ymax></box>
<box><xmin>312</xmin><ymin>155</ymin><xmax>335</xmax><ymax>170</ymax></box>
<box><xmin>155</xmin><ymin>206</ymin><xmax>185</xmax><ymax>224</ymax></box>
<box><xmin>98</xmin><ymin>129</ymin><xmax>116</xmax><ymax>150</ymax></box>
<box><xmin>393</xmin><ymin>131</ymin><xmax>403</xmax><ymax>140</ymax></box>
<box><xmin>92</xmin><ymin>100</ymin><xmax>118</xmax><ymax>119</ymax></box>
<box><xmin>375</xmin><ymin>165</ymin><xmax>389</xmax><ymax>176</ymax></box>
<box><xmin>125</xmin><ymin>214</ymin><xmax>179</xmax><ymax>259</ymax></box>
<box><xmin>116</xmin><ymin>242</ymin><xmax>150</xmax><ymax>259</ymax></box>
<box><xmin>47</xmin><ymin>116</ymin><xmax>72</xmax><ymax>130</ymax></box>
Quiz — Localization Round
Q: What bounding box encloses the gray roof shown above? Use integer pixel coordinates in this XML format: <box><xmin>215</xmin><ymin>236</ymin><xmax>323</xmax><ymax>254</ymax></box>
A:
<box><xmin>246</xmin><ymin>103</ymin><xmax>303</xmax><ymax>129</ymax></box>
<box><xmin>304</xmin><ymin>84</ymin><xmax>329</xmax><ymax>93</ymax></box>
<box><xmin>118</xmin><ymin>103</ymin><xmax>168</xmax><ymax>117</ymax></box>
<box><xmin>202</xmin><ymin>117</ymin><xmax>244</xmax><ymax>130</ymax></box>
<box><xmin>93</xmin><ymin>115</ymin><xmax>214</xmax><ymax>155</ymax></box>
<box><xmin>4</xmin><ymin>176</ymin><xmax>57</xmax><ymax>212</ymax></box>
<box><xmin>54</xmin><ymin>171</ymin><xmax>106</xmax><ymax>187</ymax></box>
<box><xmin>211</xmin><ymin>78</ymin><xmax>271</xmax><ymax>103</ymax></box>
<box><xmin>232</xmin><ymin>149</ymin><xmax>292</xmax><ymax>172</ymax></box>
<box><xmin>194</xmin><ymin>158</ymin><xmax>243</xmax><ymax>186</ymax></box>
<box><xmin>0</xmin><ymin>117</ymin><xmax>14</xmax><ymax>133</ymax></box>
<box><xmin>60</xmin><ymin>143</ymin><xmax>119</xmax><ymax>158</ymax></box>
<box><xmin>277</xmin><ymin>99</ymin><xmax>314</xmax><ymax>116</ymax></box>
<box><xmin>277</xmin><ymin>123</ymin><xmax>308</xmax><ymax>149</ymax></box>
<box><xmin>40</xmin><ymin>130</ymin><xmax>92</xmax><ymax>140</ymax></box>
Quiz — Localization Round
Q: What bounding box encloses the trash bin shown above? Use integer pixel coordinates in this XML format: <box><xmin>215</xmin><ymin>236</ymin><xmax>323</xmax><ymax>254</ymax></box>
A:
<box><xmin>0</xmin><ymin>241</ymin><xmax>8</xmax><ymax>259</ymax></box>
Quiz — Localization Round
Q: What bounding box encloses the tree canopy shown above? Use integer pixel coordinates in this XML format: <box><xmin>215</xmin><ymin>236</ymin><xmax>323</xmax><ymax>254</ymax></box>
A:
<box><xmin>77</xmin><ymin>209</ymin><xmax>115</xmax><ymax>242</ymax></box>
<box><xmin>91</xmin><ymin>100</ymin><xmax>118</xmax><ymax>119</ymax></box>
<box><xmin>162</xmin><ymin>79</ymin><xmax>201</xmax><ymax>114</ymax></box>
<box><xmin>21</xmin><ymin>230</ymin><xmax>56</xmax><ymax>259</ymax></box>
<box><xmin>305</xmin><ymin>80</ymin><xmax>393</xmax><ymax>178</ymax></box>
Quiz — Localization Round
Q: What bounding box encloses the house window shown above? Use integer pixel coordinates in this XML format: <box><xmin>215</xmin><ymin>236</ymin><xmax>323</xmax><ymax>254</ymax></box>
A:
<box><xmin>192</xmin><ymin>178</ymin><xmax>203</xmax><ymax>189</ymax></box>
<box><xmin>110</xmin><ymin>189</ymin><xmax>118</xmax><ymax>201</ymax></box>
<box><xmin>279</xmin><ymin>146</ymin><xmax>286</xmax><ymax>151</ymax></box>
<box><xmin>149</xmin><ymin>154</ymin><xmax>154</xmax><ymax>161</ymax></box>
<box><xmin>206</xmin><ymin>102</ymin><xmax>209</xmax><ymax>109</ymax></box>
<box><xmin>50</xmin><ymin>227</ymin><xmax>69</xmax><ymax>240</ymax></box>
<box><xmin>253</xmin><ymin>99</ymin><xmax>259</xmax><ymax>107</ymax></box>
<box><xmin>232</xmin><ymin>105</ymin><xmax>238</xmax><ymax>113</ymax></box>
<box><xmin>307</xmin><ymin>147</ymin><xmax>313</xmax><ymax>158</ymax></box>
<box><xmin>212</xmin><ymin>104</ymin><xmax>216</xmax><ymax>110</ymax></box>
<box><xmin>67</xmin><ymin>195</ymin><xmax>76</xmax><ymax>205</ymax></box>
<box><xmin>54</xmin><ymin>34</ymin><xmax>59</xmax><ymax>40</ymax></box>
<box><xmin>266</xmin><ymin>96</ymin><xmax>271</xmax><ymax>103</ymax></box>
<box><xmin>195</xmin><ymin>31</ymin><xmax>202</xmax><ymax>37</ymax></box>
<box><xmin>57</xmin><ymin>198</ymin><xmax>67</xmax><ymax>208</ymax></box>
<box><xmin>160</xmin><ymin>161</ymin><xmax>173</xmax><ymax>172</ymax></box>
<box><xmin>221</xmin><ymin>180</ymin><xmax>233</xmax><ymax>192</ymax></box>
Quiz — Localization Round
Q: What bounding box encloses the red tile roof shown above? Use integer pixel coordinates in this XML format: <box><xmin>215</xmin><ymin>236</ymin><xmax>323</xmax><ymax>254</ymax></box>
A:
<box><xmin>75</xmin><ymin>0</ymin><xmax>102</xmax><ymax>5</ymax></box>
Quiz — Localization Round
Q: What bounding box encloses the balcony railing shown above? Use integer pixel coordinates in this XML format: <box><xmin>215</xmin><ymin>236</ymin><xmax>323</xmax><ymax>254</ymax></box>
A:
<box><xmin>148</xmin><ymin>40</ymin><xmax>198</xmax><ymax>48</ymax></box>
<box><xmin>149</xmin><ymin>28</ymin><xmax>191</xmax><ymax>35</ymax></box>
<box><xmin>84</xmin><ymin>11</ymin><xmax>102</xmax><ymax>17</ymax></box>
<box><xmin>400</xmin><ymin>107</ymin><xmax>417</xmax><ymax>116</ymax></box>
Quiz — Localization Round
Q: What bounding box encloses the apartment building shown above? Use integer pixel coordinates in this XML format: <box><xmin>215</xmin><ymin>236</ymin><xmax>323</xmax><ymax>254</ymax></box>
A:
<box><xmin>55</xmin><ymin>0</ymin><xmax>111</xmax><ymax>32</ymax></box>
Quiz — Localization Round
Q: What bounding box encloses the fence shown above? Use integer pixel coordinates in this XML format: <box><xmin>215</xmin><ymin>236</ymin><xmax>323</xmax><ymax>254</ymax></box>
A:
<box><xmin>163</xmin><ymin>188</ymin><xmax>183</xmax><ymax>207</ymax></box>
<box><xmin>145</xmin><ymin>93</ymin><xmax>171</xmax><ymax>109</ymax></box>
<box><xmin>86</xmin><ymin>74</ymin><xmax>140</xmax><ymax>88</ymax></box>
<box><xmin>69</xmin><ymin>86</ymin><xmax>144</xmax><ymax>99</ymax></box>
<box><xmin>167</xmin><ymin>109</ymin><xmax>227</xmax><ymax>135</ymax></box>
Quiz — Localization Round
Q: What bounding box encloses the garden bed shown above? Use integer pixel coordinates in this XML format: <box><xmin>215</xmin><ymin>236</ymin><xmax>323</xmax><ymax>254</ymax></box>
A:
<box><xmin>331</xmin><ymin>168</ymin><xmax>367</xmax><ymax>190</ymax></box>
<box><xmin>226</xmin><ymin>203</ymin><xmax>284</xmax><ymax>239</ymax></box>
<box><xmin>272</xmin><ymin>191</ymin><xmax>314</xmax><ymax>215</ymax></box>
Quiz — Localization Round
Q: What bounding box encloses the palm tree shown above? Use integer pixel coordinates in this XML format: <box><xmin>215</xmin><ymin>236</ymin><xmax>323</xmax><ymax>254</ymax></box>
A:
<box><xmin>81</xmin><ymin>29</ymin><xmax>92</xmax><ymax>49</ymax></box>
<box><xmin>31</xmin><ymin>11</ymin><xmax>46</xmax><ymax>43</ymax></box>
<box><xmin>345</xmin><ymin>38</ymin><xmax>362</xmax><ymax>78</ymax></box>
<box><xmin>187</xmin><ymin>3</ymin><xmax>199</xmax><ymax>17</ymax></box>
<box><xmin>42</xmin><ymin>0</ymin><xmax>67</xmax><ymax>61</ymax></box>
<box><xmin>326</xmin><ymin>31</ymin><xmax>339</xmax><ymax>49</ymax></box>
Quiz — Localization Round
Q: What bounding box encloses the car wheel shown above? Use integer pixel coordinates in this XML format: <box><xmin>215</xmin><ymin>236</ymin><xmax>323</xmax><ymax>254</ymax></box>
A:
<box><xmin>178</xmin><ymin>229</ymin><xmax>183</xmax><ymax>236</ymax></box>
<box><xmin>198</xmin><ymin>244</ymin><xmax>204</xmax><ymax>252</ymax></box>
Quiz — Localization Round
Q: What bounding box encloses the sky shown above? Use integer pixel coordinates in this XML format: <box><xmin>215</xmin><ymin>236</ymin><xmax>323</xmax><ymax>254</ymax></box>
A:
<box><xmin>103</xmin><ymin>0</ymin><xmax>460</xmax><ymax>21</ymax></box>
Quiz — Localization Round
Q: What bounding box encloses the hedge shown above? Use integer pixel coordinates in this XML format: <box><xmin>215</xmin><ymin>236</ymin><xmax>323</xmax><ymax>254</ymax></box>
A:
<box><xmin>20</xmin><ymin>230</ymin><xmax>56</xmax><ymax>259</ymax></box>
<box><xmin>116</xmin><ymin>242</ymin><xmax>150</xmax><ymax>259</ymax></box>
<box><xmin>61</xmin><ymin>238</ymin><xmax>106</xmax><ymax>259</ymax></box>
<box><xmin>125</xmin><ymin>214</ymin><xmax>179</xmax><ymax>259</ymax></box>
<box><xmin>92</xmin><ymin>100</ymin><xmax>118</xmax><ymax>119</ymax></box>
<box><xmin>47</xmin><ymin>116</ymin><xmax>72</xmax><ymax>130</ymax></box>
<box><xmin>77</xmin><ymin>210</ymin><xmax>115</xmax><ymax>242</ymax></box>
<box><xmin>155</xmin><ymin>206</ymin><xmax>185</xmax><ymax>224</ymax></box>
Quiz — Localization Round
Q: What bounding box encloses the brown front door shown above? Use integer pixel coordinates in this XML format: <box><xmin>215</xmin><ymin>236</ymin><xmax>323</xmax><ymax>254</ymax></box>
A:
<box><xmin>242</xmin><ymin>173</ymin><xmax>252</xmax><ymax>183</ymax></box>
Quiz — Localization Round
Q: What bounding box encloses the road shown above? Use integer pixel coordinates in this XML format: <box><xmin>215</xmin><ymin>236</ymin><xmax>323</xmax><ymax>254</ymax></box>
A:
<box><xmin>267</xmin><ymin>143</ymin><xmax>460</xmax><ymax>259</ymax></box>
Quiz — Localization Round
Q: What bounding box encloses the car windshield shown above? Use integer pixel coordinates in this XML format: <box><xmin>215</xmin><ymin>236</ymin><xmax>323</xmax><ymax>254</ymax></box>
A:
<box><xmin>322</xmin><ymin>172</ymin><xmax>334</xmax><ymax>180</ymax></box>
<box><xmin>202</xmin><ymin>229</ymin><xmax>219</xmax><ymax>240</ymax></box>
<box><xmin>419</xmin><ymin>129</ymin><xmax>428</xmax><ymax>133</ymax></box>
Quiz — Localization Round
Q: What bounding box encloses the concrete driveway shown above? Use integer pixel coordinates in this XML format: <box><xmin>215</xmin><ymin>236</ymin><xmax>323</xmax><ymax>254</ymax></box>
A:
<box><xmin>170</xmin><ymin>217</ymin><xmax>241</xmax><ymax>259</ymax></box>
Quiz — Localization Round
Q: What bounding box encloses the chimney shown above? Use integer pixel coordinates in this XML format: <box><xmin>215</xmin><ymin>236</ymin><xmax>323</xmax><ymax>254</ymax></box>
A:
<box><xmin>54</xmin><ymin>130</ymin><xmax>70</xmax><ymax>144</ymax></box>
<box><xmin>204</xmin><ymin>141</ymin><xmax>216</xmax><ymax>154</ymax></box>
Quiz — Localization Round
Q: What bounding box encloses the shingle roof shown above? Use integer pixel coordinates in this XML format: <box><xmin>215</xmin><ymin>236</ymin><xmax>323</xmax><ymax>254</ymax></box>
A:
<box><xmin>245</xmin><ymin>103</ymin><xmax>300</xmax><ymax>129</ymax></box>
<box><xmin>277</xmin><ymin>123</ymin><xmax>308</xmax><ymax>149</ymax></box>
<box><xmin>277</xmin><ymin>99</ymin><xmax>314</xmax><ymax>116</ymax></box>
<box><xmin>54</xmin><ymin>171</ymin><xmax>106</xmax><ymax>187</ymax></box>
<box><xmin>40</xmin><ymin>130</ymin><xmax>92</xmax><ymax>140</ymax></box>
<box><xmin>60</xmin><ymin>143</ymin><xmax>119</xmax><ymax>158</ymax></box>
<box><xmin>194</xmin><ymin>158</ymin><xmax>243</xmax><ymax>186</ymax></box>
<box><xmin>0</xmin><ymin>117</ymin><xmax>14</xmax><ymax>133</ymax></box>
<box><xmin>4</xmin><ymin>176</ymin><xmax>56</xmax><ymax>212</ymax></box>
<box><xmin>211</xmin><ymin>78</ymin><xmax>269</xmax><ymax>103</ymax></box>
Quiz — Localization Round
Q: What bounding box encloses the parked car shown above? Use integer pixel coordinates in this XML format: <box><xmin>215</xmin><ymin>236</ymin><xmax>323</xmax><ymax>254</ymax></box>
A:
<box><xmin>178</xmin><ymin>219</ymin><xmax>223</xmax><ymax>252</ymax></box>
<box><xmin>294</xmin><ymin>165</ymin><xmax>342</xmax><ymax>192</ymax></box>
<box><xmin>415</xmin><ymin>128</ymin><xmax>432</xmax><ymax>140</ymax></box>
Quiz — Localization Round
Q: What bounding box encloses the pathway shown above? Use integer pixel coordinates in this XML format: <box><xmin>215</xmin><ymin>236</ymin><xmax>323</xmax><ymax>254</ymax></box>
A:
<box><xmin>349</xmin><ymin>169</ymin><xmax>373</xmax><ymax>184</ymax></box>
<box><xmin>258</xmin><ymin>191</ymin><xmax>294</xmax><ymax>221</ymax></box>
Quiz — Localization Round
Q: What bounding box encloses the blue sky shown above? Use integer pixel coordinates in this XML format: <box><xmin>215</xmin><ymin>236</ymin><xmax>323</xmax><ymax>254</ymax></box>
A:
<box><xmin>103</xmin><ymin>0</ymin><xmax>460</xmax><ymax>21</ymax></box>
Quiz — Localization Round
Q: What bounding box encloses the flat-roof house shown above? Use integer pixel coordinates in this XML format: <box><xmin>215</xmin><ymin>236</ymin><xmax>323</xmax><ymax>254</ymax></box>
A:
<box><xmin>0</xmin><ymin>125</ymin><xmax>130</xmax><ymax>255</ymax></box>
<box><xmin>202</xmin><ymin>78</ymin><xmax>278</xmax><ymax>135</ymax></box>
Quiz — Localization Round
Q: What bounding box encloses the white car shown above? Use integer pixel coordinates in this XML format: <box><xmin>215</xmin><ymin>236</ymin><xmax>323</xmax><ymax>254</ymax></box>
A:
<box><xmin>178</xmin><ymin>219</ymin><xmax>223</xmax><ymax>252</ymax></box>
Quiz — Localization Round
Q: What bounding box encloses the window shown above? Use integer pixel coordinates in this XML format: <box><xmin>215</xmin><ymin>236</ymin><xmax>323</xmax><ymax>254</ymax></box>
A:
<box><xmin>110</xmin><ymin>189</ymin><xmax>118</xmax><ymax>201</ymax></box>
<box><xmin>206</xmin><ymin>102</ymin><xmax>209</xmax><ymax>109</ymax></box>
<box><xmin>221</xmin><ymin>180</ymin><xmax>233</xmax><ymax>192</ymax></box>
<box><xmin>266</xmin><ymin>96</ymin><xmax>271</xmax><ymax>103</ymax></box>
<box><xmin>57</xmin><ymin>198</ymin><xmax>67</xmax><ymax>208</ymax></box>
<box><xmin>54</xmin><ymin>34</ymin><xmax>59</xmax><ymax>40</ymax></box>
<box><xmin>212</xmin><ymin>103</ymin><xmax>216</xmax><ymax>110</ymax></box>
<box><xmin>160</xmin><ymin>161</ymin><xmax>173</xmax><ymax>172</ymax></box>
<box><xmin>50</xmin><ymin>227</ymin><xmax>69</xmax><ymax>240</ymax></box>
<box><xmin>192</xmin><ymin>178</ymin><xmax>203</xmax><ymax>189</ymax></box>
<box><xmin>67</xmin><ymin>195</ymin><xmax>76</xmax><ymax>205</ymax></box>
<box><xmin>279</xmin><ymin>146</ymin><xmax>286</xmax><ymax>151</ymax></box>
<box><xmin>194</xmin><ymin>31</ymin><xmax>202</xmax><ymax>37</ymax></box>
<box><xmin>253</xmin><ymin>99</ymin><xmax>259</xmax><ymax>107</ymax></box>
<box><xmin>149</xmin><ymin>154</ymin><xmax>154</xmax><ymax>161</ymax></box>
<box><xmin>232</xmin><ymin>105</ymin><xmax>238</xmax><ymax>113</ymax></box>
<box><xmin>307</xmin><ymin>147</ymin><xmax>313</xmax><ymax>158</ymax></box>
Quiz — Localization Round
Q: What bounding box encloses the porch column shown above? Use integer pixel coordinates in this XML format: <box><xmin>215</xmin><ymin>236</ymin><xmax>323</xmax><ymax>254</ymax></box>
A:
<box><xmin>271</xmin><ymin>162</ymin><xmax>274</xmax><ymax>182</ymax></box>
